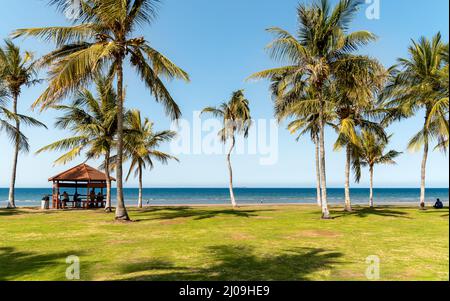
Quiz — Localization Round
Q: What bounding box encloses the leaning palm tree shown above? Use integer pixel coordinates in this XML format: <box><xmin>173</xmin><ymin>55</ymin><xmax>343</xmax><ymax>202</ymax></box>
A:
<box><xmin>383</xmin><ymin>33</ymin><xmax>449</xmax><ymax>209</ymax></box>
<box><xmin>355</xmin><ymin>131</ymin><xmax>402</xmax><ymax>208</ymax></box>
<box><xmin>13</xmin><ymin>0</ymin><xmax>190</xmax><ymax>220</ymax></box>
<box><xmin>249</xmin><ymin>0</ymin><xmax>376</xmax><ymax>218</ymax></box>
<box><xmin>122</xmin><ymin>110</ymin><xmax>178</xmax><ymax>208</ymax></box>
<box><xmin>0</xmin><ymin>40</ymin><xmax>45</xmax><ymax>208</ymax></box>
<box><xmin>36</xmin><ymin>76</ymin><xmax>118</xmax><ymax>212</ymax></box>
<box><xmin>201</xmin><ymin>90</ymin><xmax>252</xmax><ymax>208</ymax></box>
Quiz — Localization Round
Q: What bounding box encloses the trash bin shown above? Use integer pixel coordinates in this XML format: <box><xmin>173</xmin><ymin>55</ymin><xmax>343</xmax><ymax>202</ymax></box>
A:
<box><xmin>41</xmin><ymin>200</ymin><xmax>50</xmax><ymax>210</ymax></box>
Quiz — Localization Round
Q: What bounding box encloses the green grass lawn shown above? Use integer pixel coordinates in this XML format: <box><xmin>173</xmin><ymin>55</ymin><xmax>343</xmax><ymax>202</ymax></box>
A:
<box><xmin>0</xmin><ymin>205</ymin><xmax>448</xmax><ymax>281</ymax></box>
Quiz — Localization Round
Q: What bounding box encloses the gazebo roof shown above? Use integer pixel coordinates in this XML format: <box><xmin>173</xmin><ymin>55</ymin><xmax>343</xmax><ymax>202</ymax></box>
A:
<box><xmin>49</xmin><ymin>163</ymin><xmax>116</xmax><ymax>182</ymax></box>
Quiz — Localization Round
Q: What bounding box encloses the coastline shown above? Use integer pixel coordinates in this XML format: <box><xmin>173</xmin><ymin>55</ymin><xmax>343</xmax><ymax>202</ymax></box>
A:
<box><xmin>2</xmin><ymin>187</ymin><xmax>448</xmax><ymax>209</ymax></box>
<box><xmin>8</xmin><ymin>202</ymin><xmax>449</xmax><ymax>210</ymax></box>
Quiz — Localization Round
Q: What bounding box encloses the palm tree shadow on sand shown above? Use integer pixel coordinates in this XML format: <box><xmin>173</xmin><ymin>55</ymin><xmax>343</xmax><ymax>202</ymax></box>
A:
<box><xmin>119</xmin><ymin>246</ymin><xmax>343</xmax><ymax>281</ymax></box>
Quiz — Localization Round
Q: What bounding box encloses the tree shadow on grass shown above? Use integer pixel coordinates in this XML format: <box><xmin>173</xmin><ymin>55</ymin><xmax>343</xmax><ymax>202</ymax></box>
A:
<box><xmin>332</xmin><ymin>207</ymin><xmax>412</xmax><ymax>219</ymax></box>
<box><xmin>0</xmin><ymin>209</ymin><xmax>64</xmax><ymax>217</ymax></box>
<box><xmin>0</xmin><ymin>209</ymin><xmax>28</xmax><ymax>217</ymax></box>
<box><xmin>0</xmin><ymin>247</ymin><xmax>85</xmax><ymax>281</ymax></box>
<box><xmin>120</xmin><ymin>245</ymin><xmax>343</xmax><ymax>281</ymax></box>
<box><xmin>418</xmin><ymin>208</ymin><xmax>449</xmax><ymax>218</ymax></box>
<box><xmin>133</xmin><ymin>207</ymin><xmax>275</xmax><ymax>222</ymax></box>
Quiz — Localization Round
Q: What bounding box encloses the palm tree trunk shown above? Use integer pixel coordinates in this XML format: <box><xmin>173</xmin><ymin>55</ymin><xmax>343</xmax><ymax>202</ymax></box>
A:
<box><xmin>227</xmin><ymin>136</ymin><xmax>237</xmax><ymax>208</ymax></box>
<box><xmin>7</xmin><ymin>93</ymin><xmax>20</xmax><ymax>209</ymax></box>
<box><xmin>138</xmin><ymin>165</ymin><xmax>143</xmax><ymax>209</ymax></box>
<box><xmin>115</xmin><ymin>58</ymin><xmax>130</xmax><ymax>221</ymax></box>
<box><xmin>369</xmin><ymin>165</ymin><xmax>374</xmax><ymax>208</ymax></box>
<box><xmin>314</xmin><ymin>135</ymin><xmax>322</xmax><ymax>207</ymax></box>
<box><xmin>104</xmin><ymin>151</ymin><xmax>112</xmax><ymax>212</ymax></box>
<box><xmin>420</xmin><ymin>137</ymin><xmax>429</xmax><ymax>210</ymax></box>
<box><xmin>344</xmin><ymin>144</ymin><xmax>352</xmax><ymax>212</ymax></box>
<box><xmin>319</xmin><ymin>101</ymin><xmax>330</xmax><ymax>219</ymax></box>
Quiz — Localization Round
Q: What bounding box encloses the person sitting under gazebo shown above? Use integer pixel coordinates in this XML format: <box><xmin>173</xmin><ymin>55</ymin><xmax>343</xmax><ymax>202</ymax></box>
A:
<box><xmin>96</xmin><ymin>192</ymin><xmax>105</xmax><ymax>208</ymax></box>
<box><xmin>74</xmin><ymin>192</ymin><xmax>81</xmax><ymax>208</ymax></box>
<box><xmin>89</xmin><ymin>189</ymin><xmax>96</xmax><ymax>208</ymax></box>
<box><xmin>61</xmin><ymin>191</ymin><xmax>70</xmax><ymax>208</ymax></box>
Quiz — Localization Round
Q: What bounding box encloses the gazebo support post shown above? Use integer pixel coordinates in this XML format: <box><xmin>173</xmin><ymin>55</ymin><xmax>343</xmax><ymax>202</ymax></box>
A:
<box><xmin>56</xmin><ymin>181</ymin><xmax>60</xmax><ymax>209</ymax></box>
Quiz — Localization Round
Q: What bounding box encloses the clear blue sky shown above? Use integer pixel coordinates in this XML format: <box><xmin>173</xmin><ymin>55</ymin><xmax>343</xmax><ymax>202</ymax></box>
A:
<box><xmin>0</xmin><ymin>0</ymin><xmax>449</xmax><ymax>188</ymax></box>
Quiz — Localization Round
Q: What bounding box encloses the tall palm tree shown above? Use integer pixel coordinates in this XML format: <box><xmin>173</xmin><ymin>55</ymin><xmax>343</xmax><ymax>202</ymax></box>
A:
<box><xmin>13</xmin><ymin>0</ymin><xmax>190</xmax><ymax>220</ymax></box>
<box><xmin>383</xmin><ymin>33</ymin><xmax>449</xmax><ymax>209</ymax></box>
<box><xmin>0</xmin><ymin>40</ymin><xmax>46</xmax><ymax>208</ymax></box>
<box><xmin>201</xmin><ymin>90</ymin><xmax>252</xmax><ymax>208</ymax></box>
<box><xmin>36</xmin><ymin>76</ymin><xmax>118</xmax><ymax>211</ymax></box>
<box><xmin>332</xmin><ymin>56</ymin><xmax>387</xmax><ymax>211</ymax></box>
<box><xmin>122</xmin><ymin>110</ymin><xmax>178</xmax><ymax>208</ymax></box>
<box><xmin>249</xmin><ymin>0</ymin><xmax>376</xmax><ymax>218</ymax></box>
<box><xmin>354</xmin><ymin>131</ymin><xmax>402</xmax><ymax>208</ymax></box>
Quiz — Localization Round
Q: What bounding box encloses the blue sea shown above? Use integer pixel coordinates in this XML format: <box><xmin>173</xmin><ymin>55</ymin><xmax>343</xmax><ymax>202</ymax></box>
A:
<box><xmin>0</xmin><ymin>188</ymin><xmax>448</xmax><ymax>208</ymax></box>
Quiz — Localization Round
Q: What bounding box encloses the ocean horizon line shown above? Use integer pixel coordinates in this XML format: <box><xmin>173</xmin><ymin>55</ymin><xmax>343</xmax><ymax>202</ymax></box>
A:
<box><xmin>2</xmin><ymin>186</ymin><xmax>449</xmax><ymax>189</ymax></box>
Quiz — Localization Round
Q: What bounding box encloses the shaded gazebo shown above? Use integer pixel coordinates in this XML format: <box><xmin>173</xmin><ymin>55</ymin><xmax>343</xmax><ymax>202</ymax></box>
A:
<box><xmin>49</xmin><ymin>163</ymin><xmax>115</xmax><ymax>209</ymax></box>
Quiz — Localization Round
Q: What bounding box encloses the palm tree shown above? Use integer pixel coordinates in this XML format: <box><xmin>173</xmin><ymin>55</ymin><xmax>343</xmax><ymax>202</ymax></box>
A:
<box><xmin>0</xmin><ymin>40</ymin><xmax>46</xmax><ymax>208</ymax></box>
<box><xmin>332</xmin><ymin>56</ymin><xmax>387</xmax><ymax>211</ymax></box>
<box><xmin>355</xmin><ymin>131</ymin><xmax>402</xmax><ymax>207</ymax></box>
<box><xmin>249</xmin><ymin>0</ymin><xmax>377</xmax><ymax>218</ymax></box>
<box><xmin>13</xmin><ymin>0</ymin><xmax>190</xmax><ymax>220</ymax></box>
<box><xmin>201</xmin><ymin>90</ymin><xmax>252</xmax><ymax>208</ymax></box>
<box><xmin>122</xmin><ymin>110</ymin><xmax>178</xmax><ymax>208</ymax></box>
<box><xmin>383</xmin><ymin>33</ymin><xmax>449</xmax><ymax>209</ymax></box>
<box><xmin>36</xmin><ymin>76</ymin><xmax>118</xmax><ymax>212</ymax></box>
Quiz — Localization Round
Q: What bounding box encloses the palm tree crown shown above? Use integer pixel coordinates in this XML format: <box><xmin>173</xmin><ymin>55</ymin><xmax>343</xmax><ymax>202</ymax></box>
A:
<box><xmin>357</xmin><ymin>131</ymin><xmax>401</xmax><ymax>169</ymax></box>
<box><xmin>202</xmin><ymin>90</ymin><xmax>252</xmax><ymax>143</ymax></box>
<box><xmin>36</xmin><ymin>76</ymin><xmax>117</xmax><ymax>165</ymax></box>
<box><xmin>0</xmin><ymin>40</ymin><xmax>40</xmax><ymax>97</ymax></box>
<box><xmin>12</xmin><ymin>0</ymin><xmax>189</xmax><ymax>113</ymax></box>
